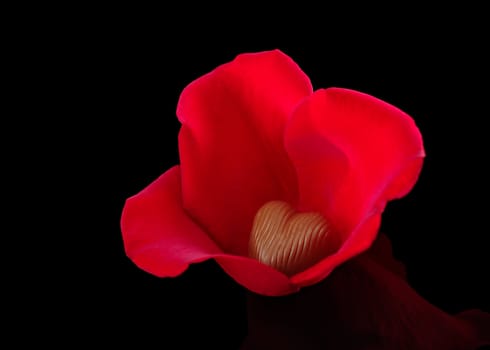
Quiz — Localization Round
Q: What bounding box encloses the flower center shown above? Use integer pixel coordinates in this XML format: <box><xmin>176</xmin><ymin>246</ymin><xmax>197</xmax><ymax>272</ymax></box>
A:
<box><xmin>248</xmin><ymin>200</ymin><xmax>335</xmax><ymax>276</ymax></box>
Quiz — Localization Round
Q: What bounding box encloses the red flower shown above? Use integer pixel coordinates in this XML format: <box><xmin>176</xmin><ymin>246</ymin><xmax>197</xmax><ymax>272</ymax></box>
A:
<box><xmin>121</xmin><ymin>50</ymin><xmax>490</xmax><ymax>348</ymax></box>
<box><xmin>120</xmin><ymin>49</ymin><xmax>425</xmax><ymax>296</ymax></box>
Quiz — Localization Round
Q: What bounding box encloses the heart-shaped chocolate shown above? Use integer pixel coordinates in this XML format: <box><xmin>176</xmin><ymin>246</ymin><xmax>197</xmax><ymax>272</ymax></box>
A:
<box><xmin>249</xmin><ymin>201</ymin><xmax>336</xmax><ymax>276</ymax></box>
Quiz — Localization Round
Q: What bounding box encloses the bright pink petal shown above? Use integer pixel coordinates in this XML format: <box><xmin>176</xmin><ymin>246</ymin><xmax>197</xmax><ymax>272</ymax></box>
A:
<box><xmin>177</xmin><ymin>49</ymin><xmax>313</xmax><ymax>256</ymax></box>
<box><xmin>121</xmin><ymin>166</ymin><xmax>221</xmax><ymax>277</ymax></box>
<box><xmin>285</xmin><ymin>88</ymin><xmax>424</xmax><ymax>286</ymax></box>
<box><xmin>243</xmin><ymin>240</ymin><xmax>490</xmax><ymax>349</ymax></box>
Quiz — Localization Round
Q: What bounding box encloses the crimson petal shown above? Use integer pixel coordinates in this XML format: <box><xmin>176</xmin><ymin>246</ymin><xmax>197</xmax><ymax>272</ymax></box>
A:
<box><xmin>177</xmin><ymin>50</ymin><xmax>312</xmax><ymax>256</ymax></box>
<box><xmin>121</xmin><ymin>166</ymin><xmax>299</xmax><ymax>295</ymax></box>
<box><xmin>121</xmin><ymin>166</ymin><xmax>221</xmax><ymax>277</ymax></box>
<box><xmin>285</xmin><ymin>88</ymin><xmax>424</xmax><ymax>286</ymax></box>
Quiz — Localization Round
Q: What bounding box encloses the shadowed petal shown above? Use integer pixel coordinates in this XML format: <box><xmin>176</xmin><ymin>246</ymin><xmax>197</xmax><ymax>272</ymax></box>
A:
<box><xmin>366</xmin><ymin>232</ymin><xmax>406</xmax><ymax>279</ymax></box>
<box><xmin>242</xmin><ymin>235</ymin><xmax>490</xmax><ymax>349</ymax></box>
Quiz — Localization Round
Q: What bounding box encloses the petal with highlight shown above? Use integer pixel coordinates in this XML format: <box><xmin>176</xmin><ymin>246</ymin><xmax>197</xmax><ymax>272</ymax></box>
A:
<box><xmin>121</xmin><ymin>166</ymin><xmax>300</xmax><ymax>295</ymax></box>
<box><xmin>285</xmin><ymin>88</ymin><xmax>424</xmax><ymax>284</ymax></box>
<box><xmin>177</xmin><ymin>50</ymin><xmax>312</xmax><ymax>256</ymax></box>
<box><xmin>121</xmin><ymin>166</ymin><xmax>221</xmax><ymax>277</ymax></box>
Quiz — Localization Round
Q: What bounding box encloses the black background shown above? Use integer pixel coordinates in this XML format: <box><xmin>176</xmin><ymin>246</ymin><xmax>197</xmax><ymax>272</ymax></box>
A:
<box><xmin>32</xmin><ymin>13</ymin><xmax>489</xmax><ymax>348</ymax></box>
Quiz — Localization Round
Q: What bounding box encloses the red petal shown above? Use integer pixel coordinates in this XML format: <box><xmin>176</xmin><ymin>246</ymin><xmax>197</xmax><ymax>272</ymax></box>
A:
<box><xmin>291</xmin><ymin>212</ymin><xmax>382</xmax><ymax>286</ymax></box>
<box><xmin>243</xmin><ymin>244</ymin><xmax>490</xmax><ymax>349</ymax></box>
<box><xmin>120</xmin><ymin>166</ymin><xmax>221</xmax><ymax>277</ymax></box>
<box><xmin>177</xmin><ymin>50</ymin><xmax>312</xmax><ymax>256</ymax></box>
<box><xmin>285</xmin><ymin>88</ymin><xmax>424</xmax><ymax>286</ymax></box>
<box><xmin>214</xmin><ymin>255</ymin><xmax>298</xmax><ymax>296</ymax></box>
<box><xmin>121</xmin><ymin>165</ymin><xmax>299</xmax><ymax>295</ymax></box>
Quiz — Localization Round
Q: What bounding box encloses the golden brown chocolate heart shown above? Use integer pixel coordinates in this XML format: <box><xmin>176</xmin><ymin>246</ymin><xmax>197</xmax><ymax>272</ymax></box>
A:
<box><xmin>249</xmin><ymin>201</ymin><xmax>336</xmax><ymax>276</ymax></box>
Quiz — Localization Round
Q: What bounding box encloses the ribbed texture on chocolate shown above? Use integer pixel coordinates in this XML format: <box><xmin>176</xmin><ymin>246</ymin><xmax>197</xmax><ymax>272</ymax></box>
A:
<box><xmin>249</xmin><ymin>201</ymin><xmax>332</xmax><ymax>276</ymax></box>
